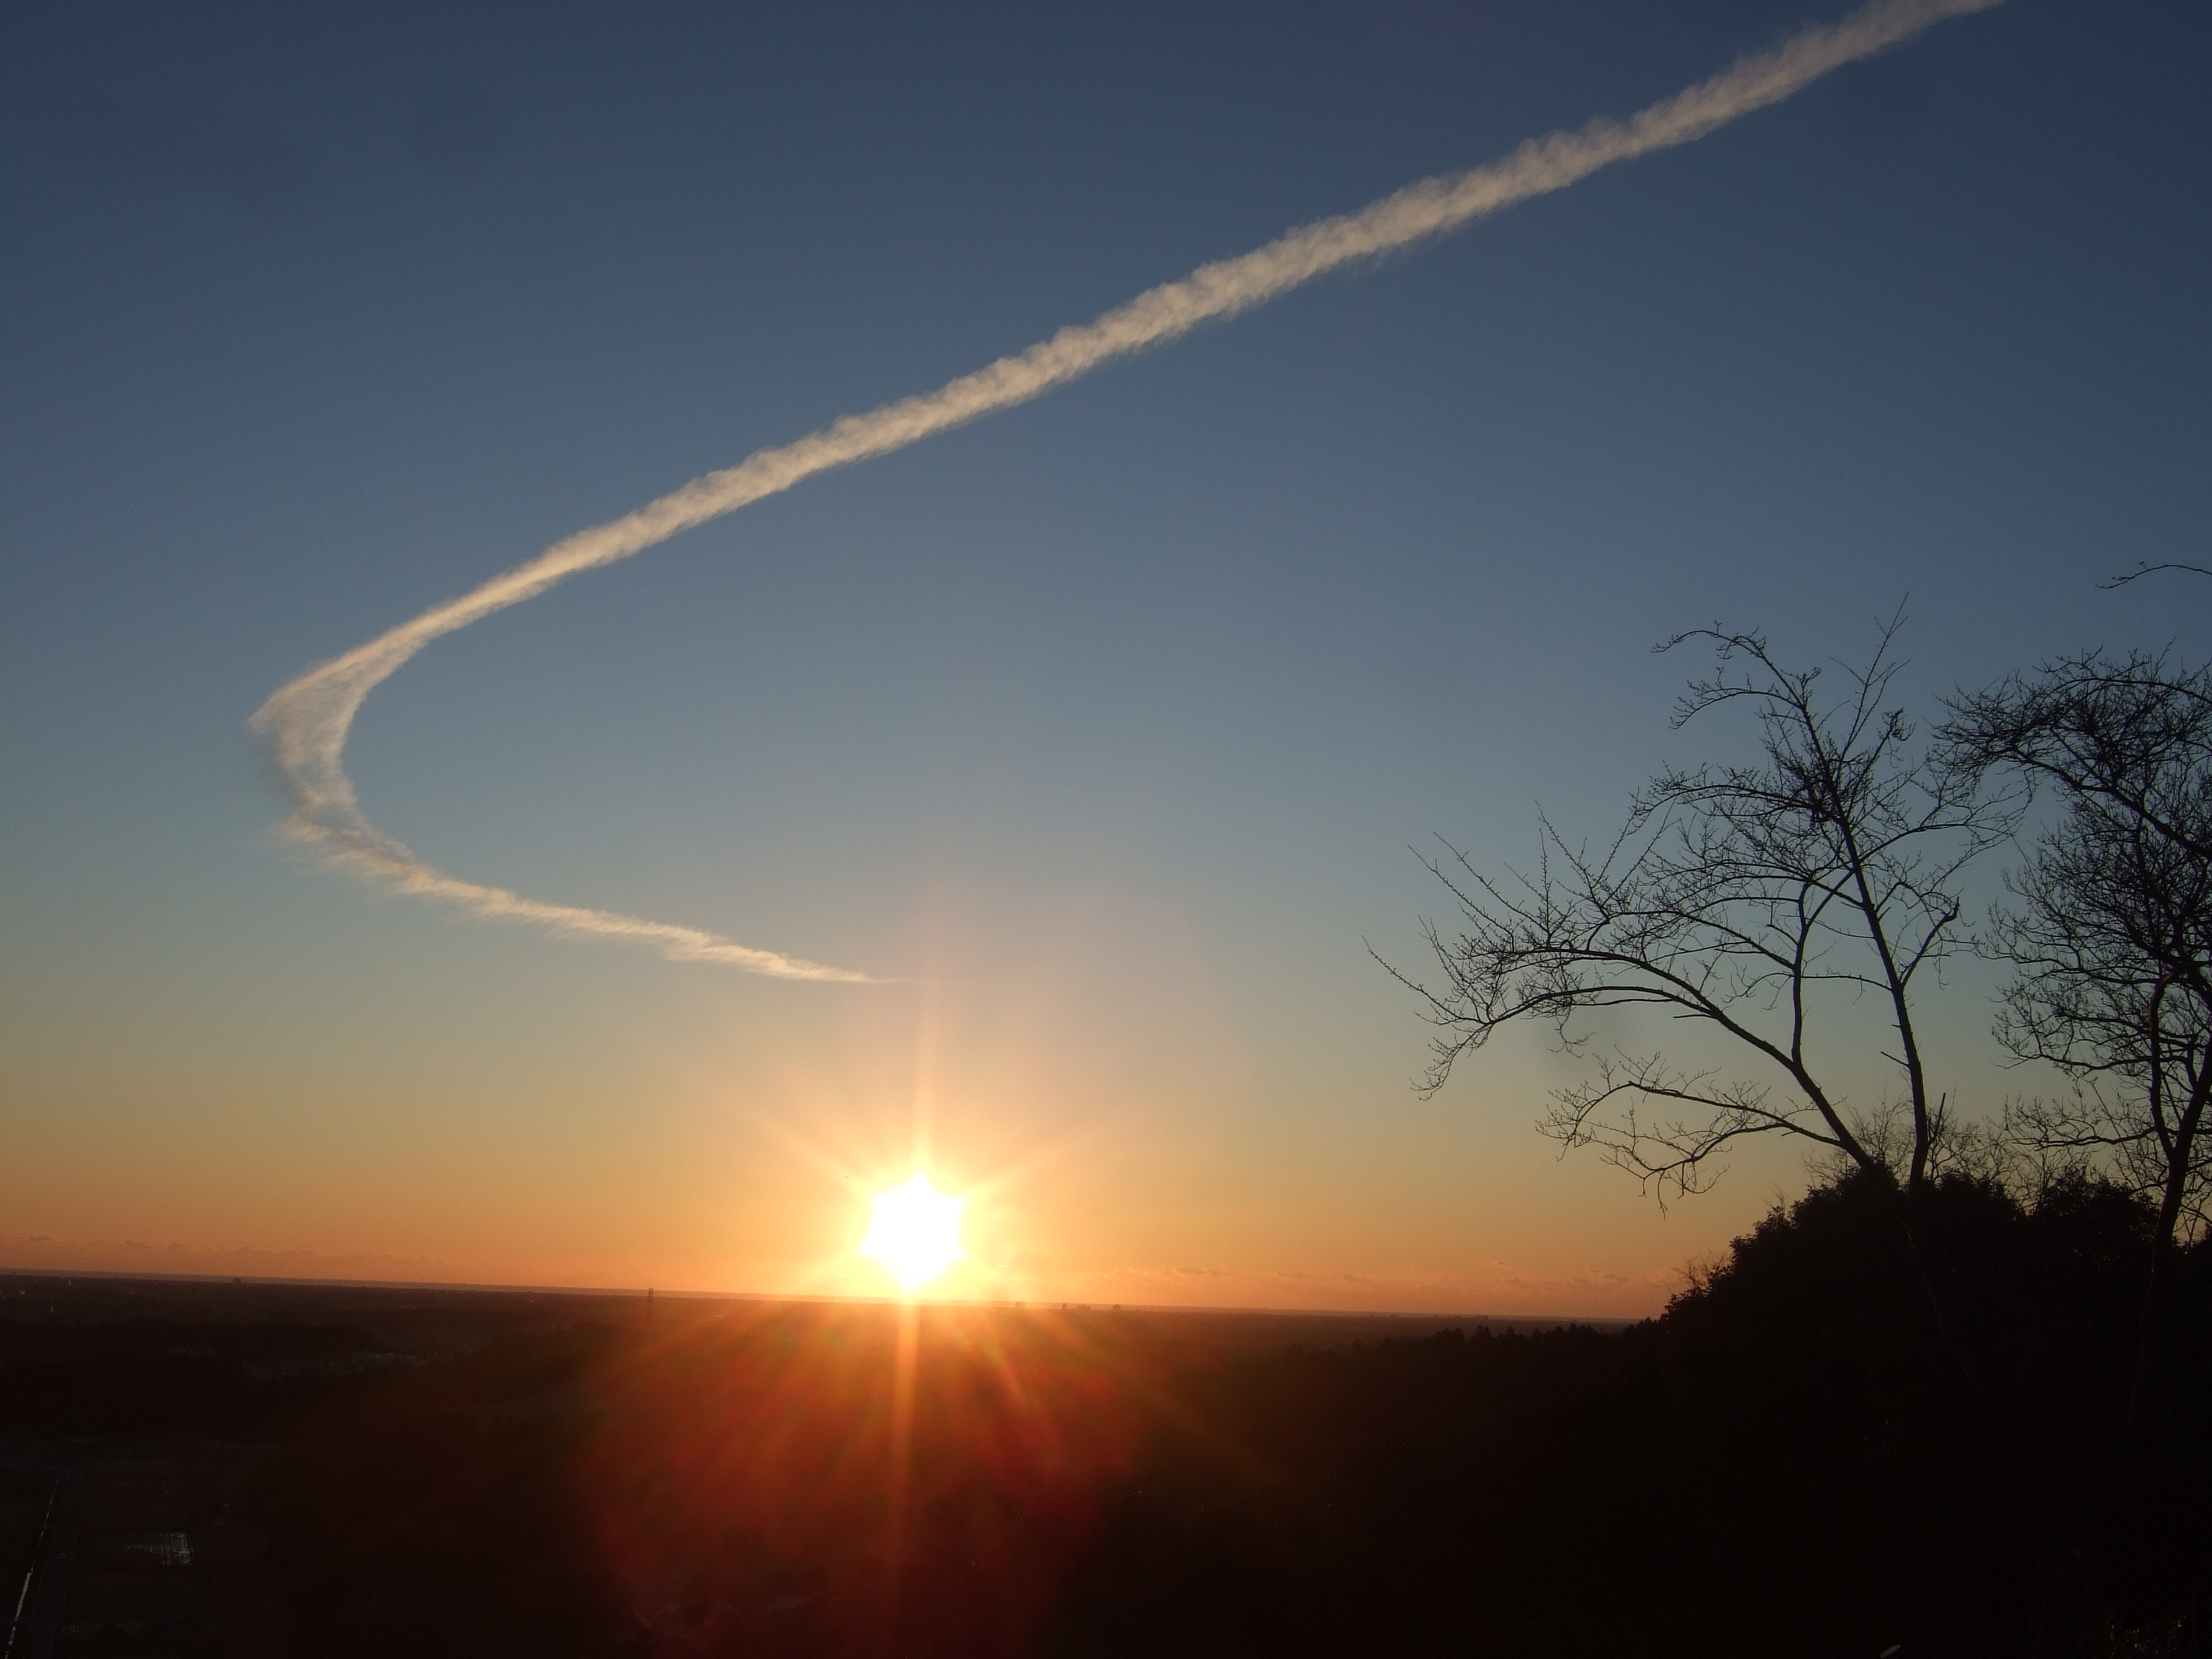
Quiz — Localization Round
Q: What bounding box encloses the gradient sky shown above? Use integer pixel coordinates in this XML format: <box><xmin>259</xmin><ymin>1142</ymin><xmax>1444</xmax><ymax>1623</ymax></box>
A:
<box><xmin>2</xmin><ymin>0</ymin><xmax>2207</xmax><ymax>1315</ymax></box>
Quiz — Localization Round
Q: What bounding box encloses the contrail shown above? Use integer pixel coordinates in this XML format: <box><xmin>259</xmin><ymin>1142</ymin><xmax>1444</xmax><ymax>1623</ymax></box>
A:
<box><xmin>254</xmin><ymin>0</ymin><xmax>2006</xmax><ymax>982</ymax></box>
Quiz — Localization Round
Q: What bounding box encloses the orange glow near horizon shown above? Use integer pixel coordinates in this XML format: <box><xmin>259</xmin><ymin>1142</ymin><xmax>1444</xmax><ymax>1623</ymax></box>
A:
<box><xmin>861</xmin><ymin>1174</ymin><xmax>967</xmax><ymax>1294</ymax></box>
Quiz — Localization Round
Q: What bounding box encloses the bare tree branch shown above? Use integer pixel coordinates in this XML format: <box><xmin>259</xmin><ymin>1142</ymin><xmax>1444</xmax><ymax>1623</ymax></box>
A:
<box><xmin>2099</xmin><ymin>561</ymin><xmax>2212</xmax><ymax>590</ymax></box>
<box><xmin>1939</xmin><ymin>650</ymin><xmax>2212</xmax><ymax>1254</ymax></box>
<box><xmin>1382</xmin><ymin>614</ymin><xmax>2017</xmax><ymax>1202</ymax></box>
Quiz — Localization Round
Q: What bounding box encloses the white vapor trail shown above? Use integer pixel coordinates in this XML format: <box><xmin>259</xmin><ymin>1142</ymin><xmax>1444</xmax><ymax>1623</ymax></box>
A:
<box><xmin>254</xmin><ymin>0</ymin><xmax>2005</xmax><ymax>982</ymax></box>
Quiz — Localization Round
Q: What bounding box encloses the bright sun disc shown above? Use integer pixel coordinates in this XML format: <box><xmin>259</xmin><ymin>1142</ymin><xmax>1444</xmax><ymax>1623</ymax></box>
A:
<box><xmin>861</xmin><ymin>1174</ymin><xmax>965</xmax><ymax>1293</ymax></box>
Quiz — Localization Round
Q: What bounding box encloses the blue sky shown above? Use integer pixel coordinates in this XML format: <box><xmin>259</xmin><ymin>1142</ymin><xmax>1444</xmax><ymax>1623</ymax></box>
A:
<box><xmin>2</xmin><ymin>0</ymin><xmax>2207</xmax><ymax>1310</ymax></box>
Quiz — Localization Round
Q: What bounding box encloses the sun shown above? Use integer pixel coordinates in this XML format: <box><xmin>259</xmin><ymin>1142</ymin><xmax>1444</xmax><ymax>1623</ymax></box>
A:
<box><xmin>861</xmin><ymin>1174</ymin><xmax>966</xmax><ymax>1294</ymax></box>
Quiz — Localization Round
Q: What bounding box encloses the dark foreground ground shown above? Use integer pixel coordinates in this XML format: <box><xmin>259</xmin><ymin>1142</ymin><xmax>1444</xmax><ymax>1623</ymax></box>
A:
<box><xmin>2</xmin><ymin>1174</ymin><xmax>2205</xmax><ymax>1658</ymax></box>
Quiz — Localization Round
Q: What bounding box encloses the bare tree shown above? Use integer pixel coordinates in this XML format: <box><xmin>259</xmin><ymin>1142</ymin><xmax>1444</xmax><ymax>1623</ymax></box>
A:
<box><xmin>1386</xmin><ymin>617</ymin><xmax>2015</xmax><ymax>1201</ymax></box>
<box><xmin>1940</xmin><ymin>651</ymin><xmax>2212</xmax><ymax>1268</ymax></box>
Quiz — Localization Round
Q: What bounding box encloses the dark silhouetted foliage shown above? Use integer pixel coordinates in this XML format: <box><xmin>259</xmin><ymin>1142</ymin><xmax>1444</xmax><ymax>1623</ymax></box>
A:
<box><xmin>4</xmin><ymin>1188</ymin><xmax>2203</xmax><ymax>1657</ymax></box>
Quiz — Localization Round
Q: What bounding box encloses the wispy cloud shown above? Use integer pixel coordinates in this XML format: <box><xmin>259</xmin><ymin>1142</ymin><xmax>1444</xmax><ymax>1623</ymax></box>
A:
<box><xmin>255</xmin><ymin>0</ymin><xmax>2006</xmax><ymax>979</ymax></box>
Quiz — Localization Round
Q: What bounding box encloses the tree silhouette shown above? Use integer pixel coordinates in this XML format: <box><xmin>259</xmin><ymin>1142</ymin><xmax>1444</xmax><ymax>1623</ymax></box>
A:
<box><xmin>1388</xmin><ymin>616</ymin><xmax>2016</xmax><ymax>1199</ymax></box>
<box><xmin>1942</xmin><ymin>651</ymin><xmax>2212</xmax><ymax>1265</ymax></box>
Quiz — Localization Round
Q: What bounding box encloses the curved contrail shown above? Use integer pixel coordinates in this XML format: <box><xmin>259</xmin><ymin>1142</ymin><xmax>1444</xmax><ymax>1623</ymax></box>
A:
<box><xmin>254</xmin><ymin>0</ymin><xmax>2006</xmax><ymax>982</ymax></box>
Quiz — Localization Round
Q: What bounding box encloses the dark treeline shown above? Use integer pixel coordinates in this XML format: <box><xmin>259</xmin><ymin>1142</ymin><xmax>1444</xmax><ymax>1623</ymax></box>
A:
<box><xmin>6</xmin><ymin>1165</ymin><xmax>2200</xmax><ymax>1657</ymax></box>
<box><xmin>1055</xmin><ymin>1177</ymin><xmax>2209</xmax><ymax>1657</ymax></box>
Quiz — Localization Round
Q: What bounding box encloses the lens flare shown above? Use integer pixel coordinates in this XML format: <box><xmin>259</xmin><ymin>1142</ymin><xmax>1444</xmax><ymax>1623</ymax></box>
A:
<box><xmin>861</xmin><ymin>1174</ymin><xmax>965</xmax><ymax>1293</ymax></box>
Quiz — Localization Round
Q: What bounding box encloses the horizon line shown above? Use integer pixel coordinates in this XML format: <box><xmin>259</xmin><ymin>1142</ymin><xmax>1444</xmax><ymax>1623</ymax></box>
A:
<box><xmin>0</xmin><ymin>1264</ymin><xmax>1640</xmax><ymax>1327</ymax></box>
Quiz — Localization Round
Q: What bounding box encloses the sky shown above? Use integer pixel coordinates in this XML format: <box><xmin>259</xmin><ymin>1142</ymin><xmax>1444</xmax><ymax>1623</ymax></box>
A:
<box><xmin>2</xmin><ymin>0</ymin><xmax>2207</xmax><ymax>1316</ymax></box>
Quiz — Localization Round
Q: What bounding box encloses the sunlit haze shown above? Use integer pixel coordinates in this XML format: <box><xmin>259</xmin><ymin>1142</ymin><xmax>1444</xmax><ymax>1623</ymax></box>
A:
<box><xmin>2</xmin><ymin>1</ymin><xmax>2207</xmax><ymax>1320</ymax></box>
